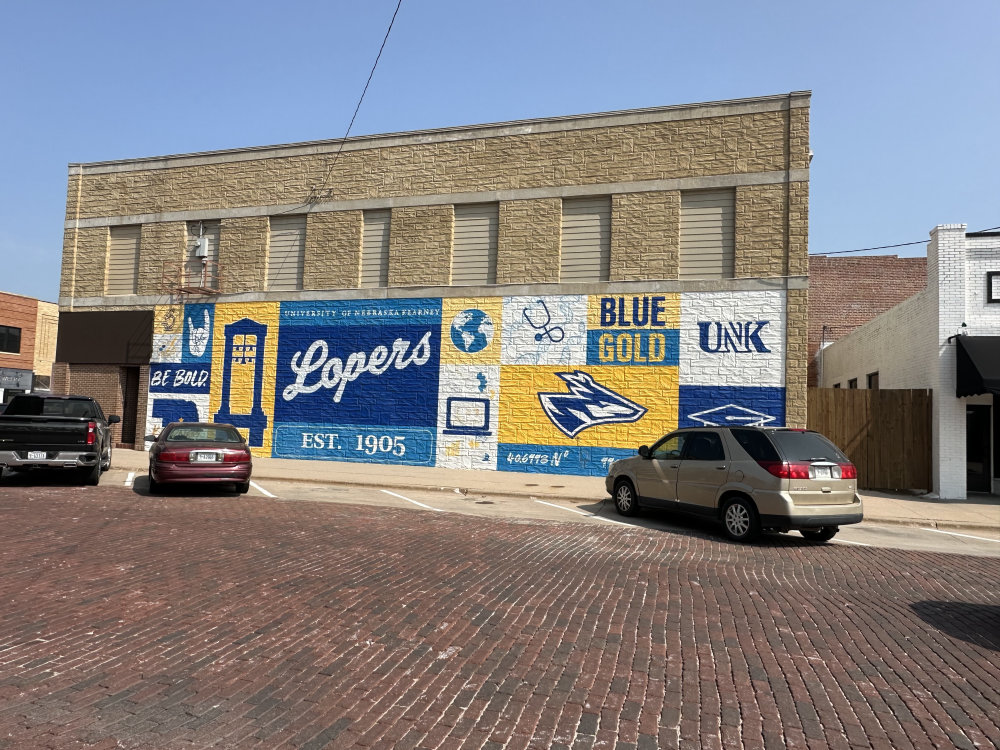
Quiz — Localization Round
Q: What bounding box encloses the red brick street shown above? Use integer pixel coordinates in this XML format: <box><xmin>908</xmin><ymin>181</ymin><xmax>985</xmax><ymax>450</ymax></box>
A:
<box><xmin>1</xmin><ymin>486</ymin><xmax>998</xmax><ymax>750</ymax></box>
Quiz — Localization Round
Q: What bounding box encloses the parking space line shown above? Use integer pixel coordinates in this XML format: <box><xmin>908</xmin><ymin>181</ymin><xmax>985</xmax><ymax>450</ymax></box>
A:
<box><xmin>833</xmin><ymin>538</ymin><xmax>872</xmax><ymax>547</ymax></box>
<box><xmin>920</xmin><ymin>528</ymin><xmax>1000</xmax><ymax>543</ymax></box>
<box><xmin>250</xmin><ymin>481</ymin><xmax>276</xmax><ymax>498</ymax></box>
<box><xmin>124</xmin><ymin>472</ymin><xmax>135</xmax><ymax>488</ymax></box>
<box><xmin>382</xmin><ymin>489</ymin><xmax>442</xmax><ymax>512</ymax></box>
<box><xmin>533</xmin><ymin>498</ymin><xmax>633</xmax><ymax>526</ymax></box>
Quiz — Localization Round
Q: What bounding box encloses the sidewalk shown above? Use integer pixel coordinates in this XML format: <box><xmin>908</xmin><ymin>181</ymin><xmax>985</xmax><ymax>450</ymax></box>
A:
<box><xmin>113</xmin><ymin>449</ymin><xmax>1000</xmax><ymax>535</ymax></box>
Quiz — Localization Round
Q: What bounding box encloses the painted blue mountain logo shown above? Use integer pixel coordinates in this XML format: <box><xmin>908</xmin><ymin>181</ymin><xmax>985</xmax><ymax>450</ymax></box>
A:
<box><xmin>538</xmin><ymin>371</ymin><xmax>647</xmax><ymax>438</ymax></box>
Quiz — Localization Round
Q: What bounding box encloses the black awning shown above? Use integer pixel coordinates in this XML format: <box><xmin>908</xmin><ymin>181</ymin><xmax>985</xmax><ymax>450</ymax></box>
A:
<box><xmin>956</xmin><ymin>336</ymin><xmax>1000</xmax><ymax>397</ymax></box>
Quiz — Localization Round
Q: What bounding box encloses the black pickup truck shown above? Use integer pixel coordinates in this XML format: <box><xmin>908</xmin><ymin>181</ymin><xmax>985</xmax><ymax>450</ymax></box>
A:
<box><xmin>0</xmin><ymin>395</ymin><xmax>120</xmax><ymax>486</ymax></box>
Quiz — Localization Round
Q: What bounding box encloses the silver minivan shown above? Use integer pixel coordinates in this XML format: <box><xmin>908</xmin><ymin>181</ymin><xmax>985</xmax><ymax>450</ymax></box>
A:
<box><xmin>605</xmin><ymin>427</ymin><xmax>863</xmax><ymax>542</ymax></box>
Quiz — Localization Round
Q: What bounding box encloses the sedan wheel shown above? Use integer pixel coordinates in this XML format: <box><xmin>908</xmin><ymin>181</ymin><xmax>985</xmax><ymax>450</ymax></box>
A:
<box><xmin>613</xmin><ymin>479</ymin><xmax>638</xmax><ymax>517</ymax></box>
<box><xmin>722</xmin><ymin>497</ymin><xmax>760</xmax><ymax>542</ymax></box>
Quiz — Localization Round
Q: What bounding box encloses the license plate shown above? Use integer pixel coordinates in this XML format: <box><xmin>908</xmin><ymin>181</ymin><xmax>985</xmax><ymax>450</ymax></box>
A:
<box><xmin>193</xmin><ymin>452</ymin><xmax>219</xmax><ymax>463</ymax></box>
<box><xmin>27</xmin><ymin>451</ymin><xmax>46</xmax><ymax>460</ymax></box>
<box><xmin>812</xmin><ymin>465</ymin><xmax>831</xmax><ymax>479</ymax></box>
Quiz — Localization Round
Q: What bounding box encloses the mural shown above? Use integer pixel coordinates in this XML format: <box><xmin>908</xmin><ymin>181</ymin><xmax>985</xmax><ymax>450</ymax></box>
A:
<box><xmin>144</xmin><ymin>291</ymin><xmax>787</xmax><ymax>476</ymax></box>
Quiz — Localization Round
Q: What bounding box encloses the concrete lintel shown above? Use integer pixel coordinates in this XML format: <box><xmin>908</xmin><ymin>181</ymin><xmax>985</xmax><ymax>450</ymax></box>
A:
<box><xmin>65</xmin><ymin>169</ymin><xmax>809</xmax><ymax>230</ymax></box>
<box><xmin>68</xmin><ymin>92</ymin><xmax>811</xmax><ymax>175</ymax></box>
<box><xmin>59</xmin><ymin>276</ymin><xmax>807</xmax><ymax>311</ymax></box>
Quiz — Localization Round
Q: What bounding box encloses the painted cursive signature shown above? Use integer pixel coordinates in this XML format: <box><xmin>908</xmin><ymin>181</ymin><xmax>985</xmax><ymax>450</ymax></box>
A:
<box><xmin>282</xmin><ymin>331</ymin><xmax>433</xmax><ymax>403</ymax></box>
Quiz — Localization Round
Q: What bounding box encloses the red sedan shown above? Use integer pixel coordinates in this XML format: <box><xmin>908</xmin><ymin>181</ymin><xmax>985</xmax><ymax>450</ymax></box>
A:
<box><xmin>148</xmin><ymin>422</ymin><xmax>252</xmax><ymax>494</ymax></box>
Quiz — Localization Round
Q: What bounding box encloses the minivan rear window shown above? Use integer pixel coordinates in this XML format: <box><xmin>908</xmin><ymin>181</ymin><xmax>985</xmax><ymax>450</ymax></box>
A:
<box><xmin>769</xmin><ymin>431</ymin><xmax>848</xmax><ymax>463</ymax></box>
<box><xmin>731</xmin><ymin>429</ymin><xmax>780</xmax><ymax>461</ymax></box>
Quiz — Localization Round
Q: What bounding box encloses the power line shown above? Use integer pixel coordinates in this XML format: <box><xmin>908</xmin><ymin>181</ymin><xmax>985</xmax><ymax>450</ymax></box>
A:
<box><xmin>812</xmin><ymin>225</ymin><xmax>1000</xmax><ymax>256</ymax></box>
<box><xmin>309</xmin><ymin>0</ymin><xmax>404</xmax><ymax>204</ymax></box>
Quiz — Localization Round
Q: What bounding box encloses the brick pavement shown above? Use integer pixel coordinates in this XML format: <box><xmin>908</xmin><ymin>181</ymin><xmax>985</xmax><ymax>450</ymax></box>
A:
<box><xmin>0</xmin><ymin>485</ymin><xmax>998</xmax><ymax>750</ymax></box>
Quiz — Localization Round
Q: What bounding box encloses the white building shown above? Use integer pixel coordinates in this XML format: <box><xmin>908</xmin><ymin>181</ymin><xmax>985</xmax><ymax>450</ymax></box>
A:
<box><xmin>819</xmin><ymin>224</ymin><xmax>1000</xmax><ymax>499</ymax></box>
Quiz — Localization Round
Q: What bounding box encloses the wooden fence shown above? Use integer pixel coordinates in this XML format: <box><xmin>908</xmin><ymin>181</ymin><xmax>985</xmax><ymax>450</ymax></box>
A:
<box><xmin>807</xmin><ymin>388</ymin><xmax>932</xmax><ymax>491</ymax></box>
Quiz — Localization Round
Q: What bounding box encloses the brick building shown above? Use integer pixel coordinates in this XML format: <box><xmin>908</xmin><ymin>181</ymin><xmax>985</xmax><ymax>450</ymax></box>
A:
<box><xmin>807</xmin><ymin>255</ymin><xmax>927</xmax><ymax>386</ymax></box>
<box><xmin>820</xmin><ymin>226</ymin><xmax>1000</xmax><ymax>498</ymax></box>
<box><xmin>56</xmin><ymin>92</ymin><xmax>811</xmax><ymax>475</ymax></box>
<box><xmin>0</xmin><ymin>291</ymin><xmax>58</xmax><ymax>405</ymax></box>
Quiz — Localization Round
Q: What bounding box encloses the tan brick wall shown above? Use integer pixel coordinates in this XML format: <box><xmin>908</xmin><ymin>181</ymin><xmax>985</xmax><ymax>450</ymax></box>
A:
<box><xmin>497</xmin><ymin>199</ymin><xmax>561</xmax><ymax>284</ymax></box>
<box><xmin>611</xmin><ymin>191</ymin><xmax>679</xmax><ymax>281</ymax></box>
<box><xmin>220</xmin><ymin>216</ymin><xmax>269</xmax><ymax>294</ymax></box>
<box><xmin>787</xmin><ymin>181</ymin><xmax>809</xmax><ymax>276</ymax></box>
<box><xmin>0</xmin><ymin>292</ymin><xmax>38</xmax><ymax>371</ymax></box>
<box><xmin>69</xmin><ymin>110</ymin><xmax>806</xmax><ymax>221</ymax></box>
<box><xmin>67</xmin><ymin>227</ymin><xmax>109</xmax><ymax>298</ymax></box>
<box><xmin>138</xmin><ymin>222</ymin><xmax>186</xmax><ymax>295</ymax></box>
<box><xmin>785</xmin><ymin>288</ymin><xmax>808</xmax><ymax>427</ymax></box>
<box><xmin>388</xmin><ymin>205</ymin><xmax>453</xmax><ymax>287</ymax></box>
<box><xmin>734</xmin><ymin>184</ymin><xmax>787</xmax><ymax>278</ymax></box>
<box><xmin>33</xmin><ymin>302</ymin><xmax>59</xmax><ymax>379</ymax></box>
<box><xmin>304</xmin><ymin>210</ymin><xmax>363</xmax><ymax>289</ymax></box>
<box><xmin>51</xmin><ymin>362</ymin><xmax>70</xmax><ymax>395</ymax></box>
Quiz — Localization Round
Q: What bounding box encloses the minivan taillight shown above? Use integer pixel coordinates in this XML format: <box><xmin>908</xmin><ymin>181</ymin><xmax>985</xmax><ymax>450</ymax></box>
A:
<box><xmin>87</xmin><ymin>421</ymin><xmax>96</xmax><ymax>445</ymax></box>
<box><xmin>756</xmin><ymin>460</ymin><xmax>810</xmax><ymax>479</ymax></box>
<box><xmin>838</xmin><ymin>463</ymin><xmax>857</xmax><ymax>479</ymax></box>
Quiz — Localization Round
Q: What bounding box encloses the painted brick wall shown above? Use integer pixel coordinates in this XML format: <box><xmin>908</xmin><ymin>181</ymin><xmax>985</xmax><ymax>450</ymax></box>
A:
<box><xmin>807</xmin><ymin>255</ymin><xmax>927</xmax><ymax>386</ymax></box>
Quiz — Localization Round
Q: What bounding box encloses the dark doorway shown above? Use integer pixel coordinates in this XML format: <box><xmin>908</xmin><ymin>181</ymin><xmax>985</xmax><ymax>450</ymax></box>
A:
<box><xmin>967</xmin><ymin>405</ymin><xmax>992</xmax><ymax>493</ymax></box>
<box><xmin>120</xmin><ymin>366</ymin><xmax>140</xmax><ymax>447</ymax></box>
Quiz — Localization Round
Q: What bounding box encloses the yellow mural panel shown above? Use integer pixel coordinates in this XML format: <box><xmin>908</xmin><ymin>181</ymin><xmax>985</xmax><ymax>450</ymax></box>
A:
<box><xmin>499</xmin><ymin>366</ymin><xmax>678</xmax><ymax>448</ymax></box>
<box><xmin>209</xmin><ymin>302</ymin><xmax>281</xmax><ymax>457</ymax></box>
<box><xmin>439</xmin><ymin>297</ymin><xmax>503</xmax><ymax>365</ymax></box>
<box><xmin>586</xmin><ymin>293</ymin><xmax>680</xmax><ymax>330</ymax></box>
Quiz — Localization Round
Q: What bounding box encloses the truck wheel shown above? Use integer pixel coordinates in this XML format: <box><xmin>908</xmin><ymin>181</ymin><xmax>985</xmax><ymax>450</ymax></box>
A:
<box><xmin>83</xmin><ymin>462</ymin><xmax>101</xmax><ymax>486</ymax></box>
<box><xmin>101</xmin><ymin>445</ymin><xmax>112</xmax><ymax>471</ymax></box>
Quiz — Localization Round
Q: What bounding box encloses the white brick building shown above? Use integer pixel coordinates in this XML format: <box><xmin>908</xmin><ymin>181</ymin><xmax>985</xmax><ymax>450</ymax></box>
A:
<box><xmin>819</xmin><ymin>225</ymin><xmax>1000</xmax><ymax>499</ymax></box>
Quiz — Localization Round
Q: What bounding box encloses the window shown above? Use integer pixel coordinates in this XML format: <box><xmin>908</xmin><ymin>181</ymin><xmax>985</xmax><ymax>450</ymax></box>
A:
<box><xmin>361</xmin><ymin>209</ymin><xmax>391</xmax><ymax>287</ymax></box>
<box><xmin>683</xmin><ymin>432</ymin><xmax>726</xmax><ymax>461</ymax></box>
<box><xmin>731</xmin><ymin>429</ymin><xmax>780</xmax><ymax>462</ymax></box>
<box><xmin>0</xmin><ymin>325</ymin><xmax>20</xmax><ymax>354</ymax></box>
<box><xmin>848</xmin><ymin>378</ymin><xmax>858</xmax><ymax>389</ymax></box>
<box><xmin>679</xmin><ymin>189</ymin><xmax>735</xmax><ymax>279</ymax></box>
<box><xmin>107</xmin><ymin>225</ymin><xmax>141</xmax><ymax>295</ymax></box>
<box><xmin>186</xmin><ymin>220</ymin><xmax>221</xmax><ymax>290</ymax></box>
<box><xmin>267</xmin><ymin>215</ymin><xmax>306</xmax><ymax>291</ymax></box>
<box><xmin>833</xmin><ymin>383</ymin><xmax>841</xmax><ymax>389</ymax></box>
<box><xmin>452</xmin><ymin>203</ymin><xmax>498</xmax><ymax>285</ymax></box>
<box><xmin>560</xmin><ymin>197</ymin><xmax>610</xmax><ymax>282</ymax></box>
<box><xmin>867</xmin><ymin>371</ymin><xmax>880</xmax><ymax>390</ymax></box>
<box><xmin>650</xmin><ymin>434</ymin><xmax>686</xmax><ymax>460</ymax></box>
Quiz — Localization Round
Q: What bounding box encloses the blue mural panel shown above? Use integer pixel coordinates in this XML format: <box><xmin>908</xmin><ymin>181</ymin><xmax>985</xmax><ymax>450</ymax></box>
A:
<box><xmin>498</xmin><ymin>443</ymin><xmax>636</xmax><ymax>476</ymax></box>
<box><xmin>182</xmin><ymin>303</ymin><xmax>214</xmax><ymax>364</ymax></box>
<box><xmin>677</xmin><ymin>386</ymin><xmax>786</xmax><ymax>429</ymax></box>
<box><xmin>586</xmin><ymin>329</ymin><xmax>679</xmax><ymax>366</ymax></box>
<box><xmin>272</xmin><ymin>299</ymin><xmax>442</xmax><ymax>462</ymax></box>
<box><xmin>273</xmin><ymin>424</ymin><xmax>436</xmax><ymax>466</ymax></box>
<box><xmin>149</xmin><ymin>363</ymin><xmax>211</xmax><ymax>394</ymax></box>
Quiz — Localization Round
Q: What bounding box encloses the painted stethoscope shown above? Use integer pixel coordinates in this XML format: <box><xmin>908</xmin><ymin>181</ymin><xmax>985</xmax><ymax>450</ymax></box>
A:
<box><xmin>522</xmin><ymin>299</ymin><xmax>565</xmax><ymax>342</ymax></box>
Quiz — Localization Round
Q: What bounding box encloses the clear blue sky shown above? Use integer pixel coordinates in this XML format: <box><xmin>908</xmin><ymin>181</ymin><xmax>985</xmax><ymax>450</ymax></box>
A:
<box><xmin>1</xmin><ymin>0</ymin><xmax>996</xmax><ymax>302</ymax></box>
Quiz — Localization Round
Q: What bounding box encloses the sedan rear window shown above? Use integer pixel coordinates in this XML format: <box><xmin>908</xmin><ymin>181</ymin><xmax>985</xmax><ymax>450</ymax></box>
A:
<box><xmin>768</xmin><ymin>430</ymin><xmax>848</xmax><ymax>463</ymax></box>
<box><xmin>166</xmin><ymin>426</ymin><xmax>243</xmax><ymax>443</ymax></box>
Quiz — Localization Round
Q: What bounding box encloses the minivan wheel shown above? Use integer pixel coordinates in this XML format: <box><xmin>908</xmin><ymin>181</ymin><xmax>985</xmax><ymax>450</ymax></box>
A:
<box><xmin>722</xmin><ymin>497</ymin><xmax>760</xmax><ymax>542</ymax></box>
<box><xmin>613</xmin><ymin>478</ymin><xmax>638</xmax><ymax>517</ymax></box>
<box><xmin>800</xmin><ymin>526</ymin><xmax>839</xmax><ymax>543</ymax></box>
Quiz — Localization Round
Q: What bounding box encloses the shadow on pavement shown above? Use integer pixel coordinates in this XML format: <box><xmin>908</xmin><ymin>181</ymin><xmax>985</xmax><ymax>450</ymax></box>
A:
<box><xmin>0</xmin><ymin>468</ymin><xmax>92</xmax><ymax>486</ymax></box>
<box><xmin>911</xmin><ymin>601</ymin><xmax>1000</xmax><ymax>651</ymax></box>
<box><xmin>577</xmin><ymin>498</ymin><xmax>844</xmax><ymax>548</ymax></box>
<box><xmin>132</xmin><ymin>475</ymin><xmax>245</xmax><ymax>499</ymax></box>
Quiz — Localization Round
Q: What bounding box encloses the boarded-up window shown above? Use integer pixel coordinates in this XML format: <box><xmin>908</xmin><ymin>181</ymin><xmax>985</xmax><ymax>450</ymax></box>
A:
<box><xmin>679</xmin><ymin>189</ymin><xmax>735</xmax><ymax>279</ymax></box>
<box><xmin>452</xmin><ymin>203</ymin><xmax>498</xmax><ymax>285</ymax></box>
<box><xmin>186</xmin><ymin>220</ymin><xmax>221</xmax><ymax>289</ymax></box>
<box><xmin>267</xmin><ymin>215</ymin><xmax>306</xmax><ymax>291</ymax></box>
<box><xmin>561</xmin><ymin>197</ymin><xmax>610</xmax><ymax>282</ymax></box>
<box><xmin>107</xmin><ymin>225</ymin><xmax>140</xmax><ymax>295</ymax></box>
<box><xmin>361</xmin><ymin>209</ymin><xmax>390</xmax><ymax>287</ymax></box>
